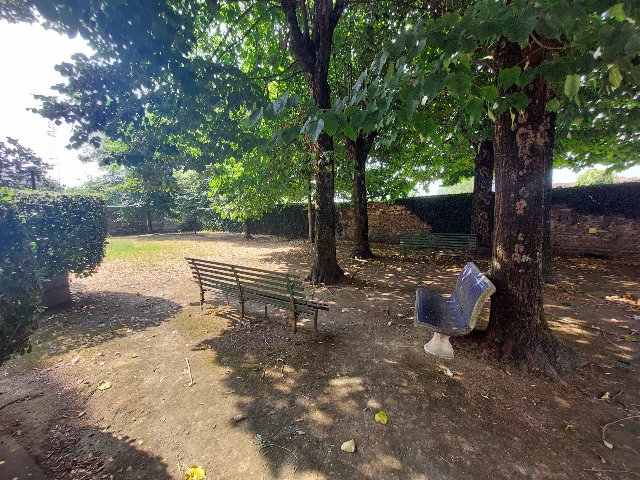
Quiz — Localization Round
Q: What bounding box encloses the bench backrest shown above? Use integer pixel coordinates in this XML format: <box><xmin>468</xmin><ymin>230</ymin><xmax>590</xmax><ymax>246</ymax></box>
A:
<box><xmin>427</xmin><ymin>233</ymin><xmax>477</xmax><ymax>250</ymax></box>
<box><xmin>400</xmin><ymin>232</ymin><xmax>477</xmax><ymax>250</ymax></box>
<box><xmin>449</xmin><ymin>262</ymin><xmax>495</xmax><ymax>330</ymax></box>
<box><xmin>185</xmin><ymin>257</ymin><xmax>305</xmax><ymax>299</ymax></box>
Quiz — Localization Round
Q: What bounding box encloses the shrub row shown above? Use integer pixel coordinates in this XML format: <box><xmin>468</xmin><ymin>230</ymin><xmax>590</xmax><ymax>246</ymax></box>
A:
<box><xmin>0</xmin><ymin>191</ymin><xmax>107</xmax><ymax>365</ymax></box>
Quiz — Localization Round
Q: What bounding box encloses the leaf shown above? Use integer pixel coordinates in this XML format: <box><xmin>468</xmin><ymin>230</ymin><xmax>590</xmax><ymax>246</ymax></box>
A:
<box><xmin>564</xmin><ymin>74</ymin><xmax>581</xmax><ymax>100</ymax></box>
<box><xmin>465</xmin><ymin>97</ymin><xmax>484</xmax><ymax>121</ymax></box>
<box><xmin>308</xmin><ymin>119</ymin><xmax>324</xmax><ymax>143</ymax></box>
<box><xmin>605</xmin><ymin>3</ymin><xmax>626</xmax><ymax>20</ymax></box>
<box><xmin>603</xmin><ymin>440</ymin><xmax>614</xmax><ymax>449</ymax></box>
<box><xmin>624</xmin><ymin>335</ymin><xmax>638</xmax><ymax>342</ymax></box>
<box><xmin>609</xmin><ymin>66</ymin><xmax>623</xmax><ymax>89</ymax></box>
<box><xmin>341</xmin><ymin>439</ymin><xmax>356</xmax><ymax>452</ymax></box>
<box><xmin>97</xmin><ymin>380</ymin><xmax>111</xmax><ymax>390</ymax></box>
<box><xmin>374</xmin><ymin>411</ymin><xmax>388</xmax><ymax>425</ymax></box>
<box><xmin>547</xmin><ymin>98</ymin><xmax>561</xmax><ymax>112</ymax></box>
<box><xmin>481</xmin><ymin>86</ymin><xmax>498</xmax><ymax>104</ymax></box>
<box><xmin>184</xmin><ymin>465</ymin><xmax>206</xmax><ymax>480</ymax></box>
<box><xmin>249</xmin><ymin>107</ymin><xmax>263</xmax><ymax>126</ymax></box>
<box><xmin>321</xmin><ymin>112</ymin><xmax>341</xmax><ymax>137</ymax></box>
<box><xmin>498</xmin><ymin>66</ymin><xmax>521</xmax><ymax>89</ymax></box>
<box><xmin>131</xmin><ymin>353</ymin><xmax>138</xmax><ymax>358</ymax></box>
<box><xmin>342</xmin><ymin>123</ymin><xmax>358</xmax><ymax>141</ymax></box>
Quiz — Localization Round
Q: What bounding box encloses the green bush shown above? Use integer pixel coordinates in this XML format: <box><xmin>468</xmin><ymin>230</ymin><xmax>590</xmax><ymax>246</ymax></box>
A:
<box><xmin>12</xmin><ymin>191</ymin><xmax>108</xmax><ymax>276</ymax></box>
<box><xmin>1</xmin><ymin>191</ymin><xmax>107</xmax><ymax>365</ymax></box>
<box><xmin>0</xmin><ymin>200</ymin><xmax>42</xmax><ymax>364</ymax></box>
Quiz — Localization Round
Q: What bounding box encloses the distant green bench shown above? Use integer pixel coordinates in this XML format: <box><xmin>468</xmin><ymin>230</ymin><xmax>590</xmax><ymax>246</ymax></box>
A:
<box><xmin>185</xmin><ymin>258</ymin><xmax>328</xmax><ymax>333</ymax></box>
<box><xmin>399</xmin><ymin>232</ymin><xmax>477</xmax><ymax>261</ymax></box>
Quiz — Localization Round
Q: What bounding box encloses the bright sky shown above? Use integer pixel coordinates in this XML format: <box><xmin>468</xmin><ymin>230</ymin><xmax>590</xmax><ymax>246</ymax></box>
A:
<box><xmin>1</xmin><ymin>20</ymin><xmax>638</xmax><ymax>189</ymax></box>
<box><xmin>0</xmin><ymin>21</ymin><xmax>99</xmax><ymax>187</ymax></box>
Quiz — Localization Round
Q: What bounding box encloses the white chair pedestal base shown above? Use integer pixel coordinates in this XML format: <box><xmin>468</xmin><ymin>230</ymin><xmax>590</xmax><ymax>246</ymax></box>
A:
<box><xmin>424</xmin><ymin>332</ymin><xmax>454</xmax><ymax>359</ymax></box>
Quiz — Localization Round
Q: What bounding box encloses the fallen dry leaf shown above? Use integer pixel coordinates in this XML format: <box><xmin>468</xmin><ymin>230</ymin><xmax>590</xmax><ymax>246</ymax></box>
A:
<box><xmin>341</xmin><ymin>439</ymin><xmax>356</xmax><ymax>453</ymax></box>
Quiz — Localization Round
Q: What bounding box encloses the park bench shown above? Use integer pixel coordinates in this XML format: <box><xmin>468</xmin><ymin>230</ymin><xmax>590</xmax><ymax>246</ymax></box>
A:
<box><xmin>399</xmin><ymin>232</ymin><xmax>477</xmax><ymax>261</ymax></box>
<box><xmin>414</xmin><ymin>262</ymin><xmax>495</xmax><ymax>359</ymax></box>
<box><xmin>185</xmin><ymin>257</ymin><xmax>328</xmax><ymax>333</ymax></box>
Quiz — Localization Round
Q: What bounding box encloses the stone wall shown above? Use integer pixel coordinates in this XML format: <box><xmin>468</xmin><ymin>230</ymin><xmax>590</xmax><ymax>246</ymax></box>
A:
<box><xmin>336</xmin><ymin>202</ymin><xmax>430</xmax><ymax>243</ymax></box>
<box><xmin>550</xmin><ymin>206</ymin><xmax>640</xmax><ymax>259</ymax></box>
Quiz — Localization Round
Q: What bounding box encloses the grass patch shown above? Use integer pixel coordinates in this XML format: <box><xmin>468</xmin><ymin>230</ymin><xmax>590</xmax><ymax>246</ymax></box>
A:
<box><xmin>106</xmin><ymin>237</ymin><xmax>178</xmax><ymax>260</ymax></box>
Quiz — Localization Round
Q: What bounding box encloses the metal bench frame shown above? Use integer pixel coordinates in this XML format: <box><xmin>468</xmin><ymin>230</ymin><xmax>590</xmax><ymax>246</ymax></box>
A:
<box><xmin>399</xmin><ymin>232</ymin><xmax>477</xmax><ymax>261</ymax></box>
<box><xmin>186</xmin><ymin>258</ymin><xmax>328</xmax><ymax>333</ymax></box>
<box><xmin>414</xmin><ymin>262</ymin><xmax>495</xmax><ymax>359</ymax></box>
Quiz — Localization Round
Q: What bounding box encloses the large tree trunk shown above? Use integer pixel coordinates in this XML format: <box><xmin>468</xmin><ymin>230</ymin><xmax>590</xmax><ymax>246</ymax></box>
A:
<box><xmin>345</xmin><ymin>131</ymin><xmax>377</xmax><ymax>259</ymax></box>
<box><xmin>281</xmin><ymin>0</ymin><xmax>345</xmax><ymax>284</ymax></box>
<box><xmin>471</xmin><ymin>139</ymin><xmax>494</xmax><ymax>256</ymax></box>
<box><xmin>243</xmin><ymin>219</ymin><xmax>252</xmax><ymax>239</ymax></box>
<box><xmin>542</xmin><ymin>112</ymin><xmax>557</xmax><ymax>283</ymax></box>
<box><xmin>307</xmin><ymin>186</ymin><xmax>315</xmax><ymax>244</ymax></box>
<box><xmin>482</xmin><ymin>37</ymin><xmax>571</xmax><ymax>377</ymax></box>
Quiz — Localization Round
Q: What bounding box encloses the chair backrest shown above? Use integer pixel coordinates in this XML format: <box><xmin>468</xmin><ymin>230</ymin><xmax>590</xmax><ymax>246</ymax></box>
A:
<box><xmin>450</xmin><ymin>262</ymin><xmax>496</xmax><ymax>331</ymax></box>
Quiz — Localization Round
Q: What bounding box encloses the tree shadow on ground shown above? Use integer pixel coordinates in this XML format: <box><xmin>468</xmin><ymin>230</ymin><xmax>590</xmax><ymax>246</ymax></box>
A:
<box><xmin>0</xmin><ymin>369</ymin><xmax>172</xmax><ymax>479</ymax></box>
<box><xmin>193</xmin><ymin>252</ymin><xmax>640</xmax><ymax>479</ymax></box>
<box><xmin>29</xmin><ymin>291</ymin><xmax>182</xmax><ymax>360</ymax></box>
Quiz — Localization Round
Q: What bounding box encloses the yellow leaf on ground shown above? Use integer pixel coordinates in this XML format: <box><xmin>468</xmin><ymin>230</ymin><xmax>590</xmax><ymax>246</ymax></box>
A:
<box><xmin>374</xmin><ymin>411</ymin><xmax>388</xmax><ymax>425</ymax></box>
<box><xmin>184</xmin><ymin>465</ymin><xmax>206</xmax><ymax>480</ymax></box>
<box><xmin>131</xmin><ymin>353</ymin><xmax>138</xmax><ymax>358</ymax></box>
<box><xmin>97</xmin><ymin>381</ymin><xmax>111</xmax><ymax>390</ymax></box>
<box><xmin>341</xmin><ymin>439</ymin><xmax>356</xmax><ymax>452</ymax></box>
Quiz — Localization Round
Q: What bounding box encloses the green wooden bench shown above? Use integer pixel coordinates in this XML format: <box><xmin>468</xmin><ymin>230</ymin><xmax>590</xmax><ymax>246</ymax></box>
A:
<box><xmin>185</xmin><ymin>257</ymin><xmax>328</xmax><ymax>333</ymax></box>
<box><xmin>399</xmin><ymin>232</ymin><xmax>477</xmax><ymax>261</ymax></box>
<box><xmin>398</xmin><ymin>231</ymin><xmax>432</xmax><ymax>254</ymax></box>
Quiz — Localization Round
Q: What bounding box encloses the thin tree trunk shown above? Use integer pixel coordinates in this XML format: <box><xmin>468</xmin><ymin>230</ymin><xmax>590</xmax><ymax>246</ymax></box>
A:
<box><xmin>146</xmin><ymin>211</ymin><xmax>153</xmax><ymax>234</ymax></box>
<box><xmin>345</xmin><ymin>131</ymin><xmax>377</xmax><ymax>259</ymax></box>
<box><xmin>471</xmin><ymin>139</ymin><xmax>494</xmax><ymax>256</ymax></box>
<box><xmin>307</xmin><ymin>186</ymin><xmax>315</xmax><ymax>244</ymax></box>
<box><xmin>482</xmin><ymin>37</ymin><xmax>571</xmax><ymax>377</ymax></box>
<box><xmin>243</xmin><ymin>219</ymin><xmax>252</xmax><ymax>239</ymax></box>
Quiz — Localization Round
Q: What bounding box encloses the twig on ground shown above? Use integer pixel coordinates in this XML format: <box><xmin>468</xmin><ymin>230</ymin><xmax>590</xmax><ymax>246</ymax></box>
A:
<box><xmin>583</xmin><ymin>467</ymin><xmax>640</xmax><ymax>477</ymax></box>
<box><xmin>185</xmin><ymin>358</ymin><xmax>195</xmax><ymax>386</ymax></box>
<box><xmin>0</xmin><ymin>392</ymin><xmax>44</xmax><ymax>411</ymax></box>
<box><xmin>431</xmin><ymin>446</ymin><xmax>453</xmax><ymax>467</ymax></box>
<box><xmin>602</xmin><ymin>415</ymin><xmax>640</xmax><ymax>445</ymax></box>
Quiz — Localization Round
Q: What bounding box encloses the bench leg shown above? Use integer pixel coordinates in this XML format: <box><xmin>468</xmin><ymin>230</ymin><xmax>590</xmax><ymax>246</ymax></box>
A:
<box><xmin>424</xmin><ymin>332</ymin><xmax>454</xmax><ymax>359</ymax></box>
<box><xmin>264</xmin><ymin>305</ymin><xmax>268</xmax><ymax>318</ymax></box>
<box><xmin>313</xmin><ymin>309</ymin><xmax>318</xmax><ymax>332</ymax></box>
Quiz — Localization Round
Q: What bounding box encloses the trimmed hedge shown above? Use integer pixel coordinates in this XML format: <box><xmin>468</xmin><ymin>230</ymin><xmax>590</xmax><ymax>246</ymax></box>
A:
<box><xmin>0</xmin><ymin>191</ymin><xmax>107</xmax><ymax>366</ymax></box>
<box><xmin>13</xmin><ymin>192</ymin><xmax>108</xmax><ymax>277</ymax></box>
<box><xmin>0</xmin><ymin>201</ymin><xmax>42</xmax><ymax>364</ymax></box>
<box><xmin>551</xmin><ymin>182</ymin><xmax>640</xmax><ymax>219</ymax></box>
<box><xmin>396</xmin><ymin>194</ymin><xmax>475</xmax><ymax>233</ymax></box>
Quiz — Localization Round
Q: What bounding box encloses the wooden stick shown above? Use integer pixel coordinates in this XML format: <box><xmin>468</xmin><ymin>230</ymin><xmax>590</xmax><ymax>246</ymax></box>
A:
<box><xmin>185</xmin><ymin>358</ymin><xmax>195</xmax><ymax>386</ymax></box>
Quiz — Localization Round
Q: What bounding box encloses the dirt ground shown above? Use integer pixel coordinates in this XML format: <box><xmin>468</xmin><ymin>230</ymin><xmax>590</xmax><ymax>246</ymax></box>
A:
<box><xmin>1</xmin><ymin>233</ymin><xmax>639</xmax><ymax>480</ymax></box>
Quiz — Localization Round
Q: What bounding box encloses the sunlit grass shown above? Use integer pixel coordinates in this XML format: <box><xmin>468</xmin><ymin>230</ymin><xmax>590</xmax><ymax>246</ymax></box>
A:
<box><xmin>105</xmin><ymin>237</ymin><xmax>179</xmax><ymax>260</ymax></box>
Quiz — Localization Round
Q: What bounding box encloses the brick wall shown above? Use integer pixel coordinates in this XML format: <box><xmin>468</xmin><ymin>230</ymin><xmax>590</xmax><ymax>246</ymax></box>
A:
<box><xmin>551</xmin><ymin>206</ymin><xmax>640</xmax><ymax>259</ymax></box>
<box><xmin>336</xmin><ymin>202</ymin><xmax>430</xmax><ymax>243</ymax></box>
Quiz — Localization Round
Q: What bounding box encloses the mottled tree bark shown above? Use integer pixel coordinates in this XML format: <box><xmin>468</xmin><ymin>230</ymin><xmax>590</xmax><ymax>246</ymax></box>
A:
<box><xmin>482</xmin><ymin>37</ymin><xmax>573</xmax><ymax>377</ymax></box>
<box><xmin>307</xmin><ymin>187</ymin><xmax>315</xmax><ymax>244</ymax></box>
<box><xmin>280</xmin><ymin>0</ymin><xmax>345</xmax><ymax>284</ymax></box>
<box><xmin>471</xmin><ymin>139</ymin><xmax>494</xmax><ymax>256</ymax></box>
<box><xmin>542</xmin><ymin>112</ymin><xmax>557</xmax><ymax>283</ymax></box>
<box><xmin>345</xmin><ymin>131</ymin><xmax>377</xmax><ymax>259</ymax></box>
